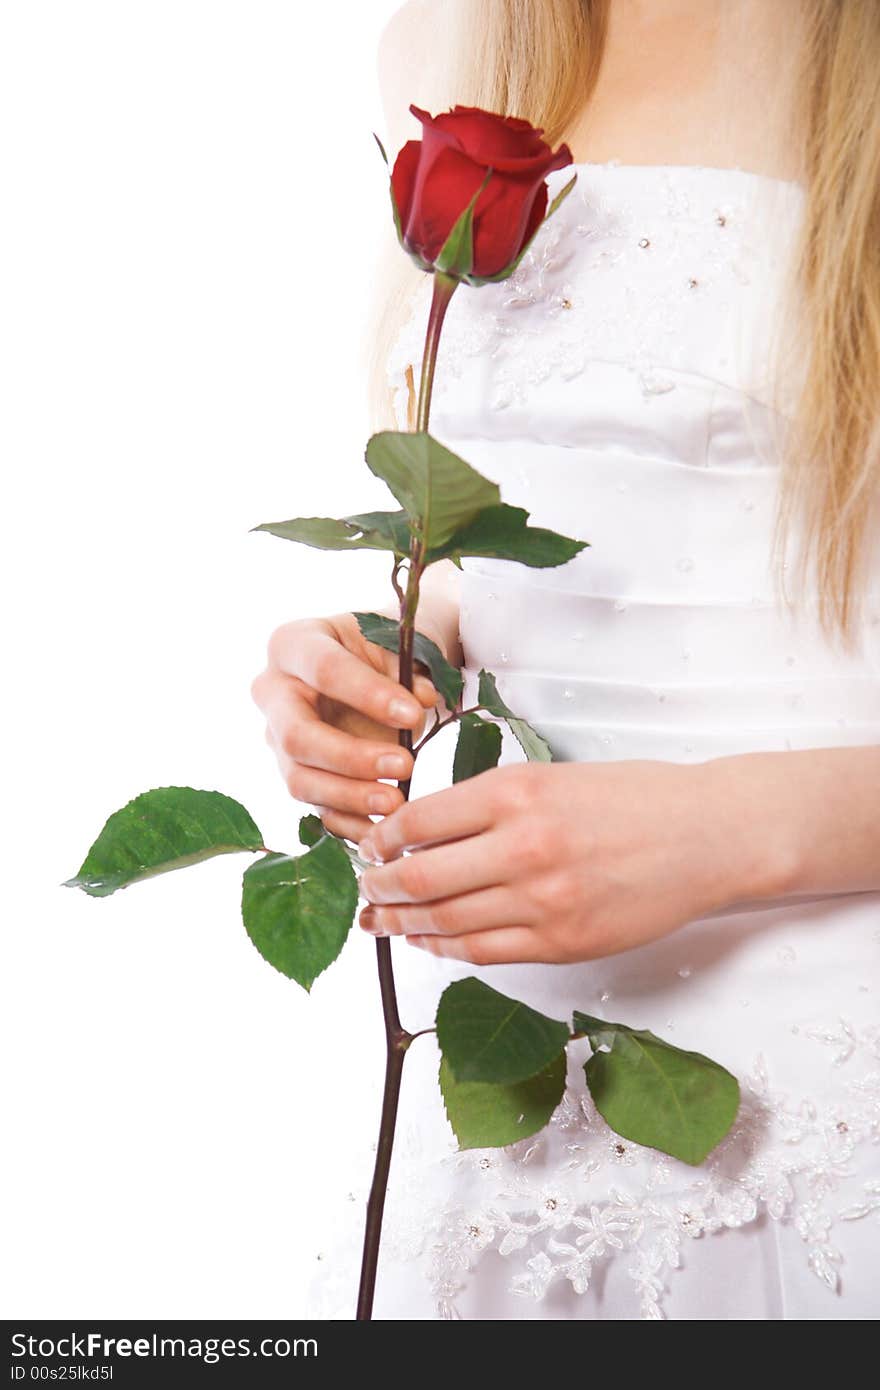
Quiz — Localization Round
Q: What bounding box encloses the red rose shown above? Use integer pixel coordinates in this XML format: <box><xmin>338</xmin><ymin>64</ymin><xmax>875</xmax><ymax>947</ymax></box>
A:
<box><xmin>389</xmin><ymin>104</ymin><xmax>574</xmax><ymax>284</ymax></box>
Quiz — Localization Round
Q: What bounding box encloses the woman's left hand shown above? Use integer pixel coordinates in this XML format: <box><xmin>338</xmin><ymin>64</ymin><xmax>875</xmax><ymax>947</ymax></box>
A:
<box><xmin>356</xmin><ymin>759</ymin><xmax>787</xmax><ymax>964</ymax></box>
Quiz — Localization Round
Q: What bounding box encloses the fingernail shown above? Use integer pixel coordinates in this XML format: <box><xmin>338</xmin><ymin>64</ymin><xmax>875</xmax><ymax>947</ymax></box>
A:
<box><xmin>377</xmin><ymin>752</ymin><xmax>408</xmax><ymax>776</ymax></box>
<box><xmin>389</xmin><ymin>697</ymin><xmax>419</xmax><ymax>724</ymax></box>
<box><xmin>360</xmin><ymin>907</ymin><xmax>378</xmax><ymax>932</ymax></box>
<box><xmin>368</xmin><ymin>793</ymin><xmax>392</xmax><ymax>813</ymax></box>
<box><xmin>358</xmin><ymin>838</ymin><xmax>383</xmax><ymax>864</ymax></box>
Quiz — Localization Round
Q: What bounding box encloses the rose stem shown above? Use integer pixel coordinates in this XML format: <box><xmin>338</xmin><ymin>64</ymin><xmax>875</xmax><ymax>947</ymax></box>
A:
<box><xmin>356</xmin><ymin>270</ymin><xmax>458</xmax><ymax>1321</ymax></box>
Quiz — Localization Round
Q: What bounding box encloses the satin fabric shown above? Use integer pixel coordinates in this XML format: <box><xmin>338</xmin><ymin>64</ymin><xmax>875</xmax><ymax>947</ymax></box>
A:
<box><xmin>305</xmin><ymin>164</ymin><xmax>880</xmax><ymax>1320</ymax></box>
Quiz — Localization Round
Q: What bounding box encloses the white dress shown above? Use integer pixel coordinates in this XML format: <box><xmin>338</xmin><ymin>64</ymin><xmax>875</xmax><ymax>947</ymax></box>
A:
<box><xmin>306</xmin><ymin>162</ymin><xmax>880</xmax><ymax>1320</ymax></box>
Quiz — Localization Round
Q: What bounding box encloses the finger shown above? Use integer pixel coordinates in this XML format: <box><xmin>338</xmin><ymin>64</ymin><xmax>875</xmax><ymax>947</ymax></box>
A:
<box><xmin>265</xmin><ymin>728</ymin><xmax>402</xmax><ymax>821</ymax></box>
<box><xmin>359</xmin><ymin>827</ymin><xmax>512</xmax><ymax>905</ymax></box>
<box><xmin>359</xmin><ymin>773</ymin><xmax>499</xmax><ymax>862</ymax></box>
<box><xmin>358</xmin><ymin>883</ymin><xmax>526</xmax><ymax>937</ymax></box>
<box><xmin>315</xmin><ymin>806</ymin><xmax>377</xmax><ymax>844</ymax></box>
<box><xmin>406</xmin><ymin>926</ymin><xmax>539</xmax><ymax>965</ymax></box>
<box><xmin>270</xmin><ymin>627</ymin><xmax>425</xmax><ymax>731</ymax></box>
<box><xmin>284</xmin><ymin>761</ymin><xmax>406</xmax><ymax>818</ymax></box>
<box><xmin>372</xmin><ymin>626</ymin><xmax>443</xmax><ymax>699</ymax></box>
<box><xmin>413</xmin><ymin>673</ymin><xmax>441</xmax><ymax>705</ymax></box>
<box><xmin>393</xmin><ymin>653</ymin><xmax>441</xmax><ymax>706</ymax></box>
<box><xmin>262</xmin><ymin>678</ymin><xmax>414</xmax><ymax>781</ymax></box>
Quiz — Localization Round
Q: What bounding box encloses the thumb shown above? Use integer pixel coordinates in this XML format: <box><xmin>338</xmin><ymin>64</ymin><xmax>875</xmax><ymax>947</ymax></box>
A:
<box><xmin>378</xmin><ymin>648</ymin><xmax>439</xmax><ymax>707</ymax></box>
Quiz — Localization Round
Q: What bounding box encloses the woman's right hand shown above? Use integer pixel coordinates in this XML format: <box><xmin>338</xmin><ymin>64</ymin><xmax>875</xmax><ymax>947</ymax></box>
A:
<box><xmin>250</xmin><ymin>611</ymin><xmax>445</xmax><ymax>845</ymax></box>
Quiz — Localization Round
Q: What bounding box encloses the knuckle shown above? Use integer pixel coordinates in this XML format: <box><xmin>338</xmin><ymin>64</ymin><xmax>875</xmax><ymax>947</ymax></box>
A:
<box><xmin>250</xmin><ymin>670</ymin><xmax>269</xmax><ymax>707</ymax></box>
<box><xmin>463</xmin><ymin>936</ymin><xmax>490</xmax><ymax>966</ymax></box>
<box><xmin>279</xmin><ymin>721</ymin><xmax>305</xmax><ymax>760</ymax></box>
<box><xmin>320</xmin><ymin>808</ymin><xmax>350</xmax><ymax>837</ymax></box>
<box><xmin>361</xmin><ymin>780</ymin><xmax>393</xmax><ymax>813</ymax></box>
<box><xmin>427</xmin><ymin>901</ymin><xmax>456</xmax><ymax>935</ymax></box>
<box><xmin>528</xmin><ymin>869</ymin><xmax>571</xmax><ymax>915</ymax></box>
<box><xmin>309</xmin><ymin>646</ymin><xmax>337</xmax><ymax>690</ymax></box>
<box><xmin>398</xmin><ymin>856</ymin><xmax>429</xmax><ymax>899</ymax></box>
<box><xmin>372</xmin><ymin>681</ymin><xmax>398</xmax><ymax>719</ymax></box>
<box><xmin>361</xmin><ymin>785</ymin><xmax>386</xmax><ymax>815</ymax></box>
<box><xmin>266</xmin><ymin>620</ymin><xmax>301</xmax><ymax>669</ymax></box>
<box><xmin>492</xmin><ymin>763</ymin><xmax>537</xmax><ymax>817</ymax></box>
<box><xmin>355</xmin><ymin>749</ymin><xmax>377</xmax><ymax>781</ymax></box>
<box><xmin>402</xmin><ymin>802</ymin><xmax>422</xmax><ymax>834</ymax></box>
<box><xmin>381</xmin><ymin>910</ymin><xmax>405</xmax><ymax>937</ymax></box>
<box><xmin>285</xmin><ymin>765</ymin><xmax>311</xmax><ymax>801</ymax></box>
<box><xmin>516</xmin><ymin>829</ymin><xmax>552</xmax><ymax>876</ymax></box>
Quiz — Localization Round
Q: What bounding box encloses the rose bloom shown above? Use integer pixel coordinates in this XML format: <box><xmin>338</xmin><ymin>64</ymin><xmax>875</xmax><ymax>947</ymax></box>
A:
<box><xmin>391</xmin><ymin>103</ymin><xmax>573</xmax><ymax>282</ymax></box>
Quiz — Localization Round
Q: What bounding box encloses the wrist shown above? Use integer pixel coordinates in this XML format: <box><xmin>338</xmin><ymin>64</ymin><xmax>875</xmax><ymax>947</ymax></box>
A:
<box><xmin>694</xmin><ymin>753</ymin><xmax>801</xmax><ymax>909</ymax></box>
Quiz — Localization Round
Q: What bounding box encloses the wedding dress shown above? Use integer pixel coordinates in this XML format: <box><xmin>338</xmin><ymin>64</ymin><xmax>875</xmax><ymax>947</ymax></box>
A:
<box><xmin>304</xmin><ymin>162</ymin><xmax>880</xmax><ymax>1320</ymax></box>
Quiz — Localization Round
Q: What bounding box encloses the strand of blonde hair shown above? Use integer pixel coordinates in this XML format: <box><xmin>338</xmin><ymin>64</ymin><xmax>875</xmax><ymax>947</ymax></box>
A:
<box><xmin>365</xmin><ymin>0</ymin><xmax>880</xmax><ymax>646</ymax></box>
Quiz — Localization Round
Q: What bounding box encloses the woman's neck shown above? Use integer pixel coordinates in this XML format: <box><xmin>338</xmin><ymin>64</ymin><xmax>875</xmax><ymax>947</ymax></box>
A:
<box><xmin>560</xmin><ymin>0</ymin><xmax>803</xmax><ymax>183</ymax></box>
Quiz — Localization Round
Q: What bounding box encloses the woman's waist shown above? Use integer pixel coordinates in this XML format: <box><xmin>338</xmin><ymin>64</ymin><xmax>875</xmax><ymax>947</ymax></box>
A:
<box><xmin>459</xmin><ymin>660</ymin><xmax>880</xmax><ymax>763</ymax></box>
<box><xmin>394</xmin><ymin>889</ymin><xmax>880</xmax><ymax>1098</ymax></box>
<box><xmin>459</xmin><ymin>565</ymin><xmax>880</xmax><ymax>683</ymax></box>
<box><xmin>458</xmin><ymin>555</ymin><xmax>880</xmax><ymax>758</ymax></box>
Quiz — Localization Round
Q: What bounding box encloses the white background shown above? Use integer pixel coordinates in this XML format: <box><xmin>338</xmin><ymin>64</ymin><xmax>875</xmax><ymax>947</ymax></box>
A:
<box><xmin>0</xmin><ymin>0</ymin><xmax>433</xmax><ymax>1317</ymax></box>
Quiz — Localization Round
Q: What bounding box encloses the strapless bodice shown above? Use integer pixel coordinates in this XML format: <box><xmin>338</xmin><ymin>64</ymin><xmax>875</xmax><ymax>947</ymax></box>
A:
<box><xmin>387</xmin><ymin>162</ymin><xmax>880</xmax><ymax>766</ymax></box>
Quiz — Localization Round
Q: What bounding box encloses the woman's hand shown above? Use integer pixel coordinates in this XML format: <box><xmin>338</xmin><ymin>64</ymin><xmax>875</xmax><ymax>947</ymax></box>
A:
<box><xmin>356</xmin><ymin>758</ymin><xmax>791</xmax><ymax>963</ymax></box>
<box><xmin>251</xmin><ymin>611</ymin><xmax>445</xmax><ymax>844</ymax></box>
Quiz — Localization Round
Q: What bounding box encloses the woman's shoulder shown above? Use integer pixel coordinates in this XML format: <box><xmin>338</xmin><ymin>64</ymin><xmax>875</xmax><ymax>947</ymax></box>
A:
<box><xmin>377</xmin><ymin>0</ymin><xmax>437</xmax><ymax>67</ymax></box>
<box><xmin>377</xmin><ymin>2</ymin><xmax>449</xmax><ymax>154</ymax></box>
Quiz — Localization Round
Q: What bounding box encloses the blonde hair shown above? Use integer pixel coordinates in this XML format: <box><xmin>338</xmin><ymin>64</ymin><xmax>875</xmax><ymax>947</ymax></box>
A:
<box><xmin>364</xmin><ymin>0</ymin><xmax>880</xmax><ymax>644</ymax></box>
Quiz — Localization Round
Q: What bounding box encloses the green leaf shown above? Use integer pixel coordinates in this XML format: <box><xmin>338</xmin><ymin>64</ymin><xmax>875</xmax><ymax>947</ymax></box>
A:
<box><xmin>573</xmin><ymin>1012</ymin><xmax>740</xmax><ymax>1166</ymax></box>
<box><xmin>241</xmin><ymin>837</ymin><xmax>359</xmax><ymax>991</ymax></box>
<box><xmin>365</xmin><ymin>431</ymin><xmax>500</xmax><ymax>550</ymax></box>
<box><xmin>545</xmin><ymin>172</ymin><xmax>578</xmax><ymax>222</ymax></box>
<box><xmin>64</xmin><ymin>787</ymin><xmax>264</xmax><ymax>898</ymax></box>
<box><xmin>373</xmin><ymin>131</ymin><xmax>388</xmax><ymax>164</ymax></box>
<box><xmin>297</xmin><ymin>814</ymin><xmax>324</xmax><ymax>848</ymax></box>
<box><xmin>439</xmin><ymin>1051</ymin><xmax>566</xmax><ymax>1149</ymax></box>
<box><xmin>434</xmin><ymin>168</ymin><xmax>493</xmax><ymax>280</ymax></box>
<box><xmin>252</xmin><ymin>509</ymin><xmax>412</xmax><ymax>558</ymax></box>
<box><xmin>428</xmin><ymin>502</ymin><xmax>588</xmax><ymax>568</ymax></box>
<box><xmin>437</xmin><ymin>977</ymin><xmax>570</xmax><ymax>1085</ymax></box>
<box><xmin>298</xmin><ymin>812</ymin><xmax>372</xmax><ymax>872</ymax></box>
<box><xmin>477</xmin><ymin>669</ymin><xmax>554</xmax><ymax>762</ymax></box>
<box><xmin>352</xmin><ymin>610</ymin><xmax>463</xmax><ymax>712</ymax></box>
<box><xmin>452</xmin><ymin>712</ymin><xmax>502</xmax><ymax>782</ymax></box>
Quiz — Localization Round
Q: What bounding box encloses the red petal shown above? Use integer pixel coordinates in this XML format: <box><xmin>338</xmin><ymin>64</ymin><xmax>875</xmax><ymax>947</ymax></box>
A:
<box><xmin>400</xmin><ymin>105</ymin><xmax>573</xmax><ymax>275</ymax></box>
<box><xmin>390</xmin><ymin>139</ymin><xmax>422</xmax><ymax>230</ymax></box>
<box><xmin>435</xmin><ymin>107</ymin><xmax>544</xmax><ymax>160</ymax></box>
<box><xmin>413</xmin><ymin>103</ymin><xmax>568</xmax><ymax>172</ymax></box>
<box><xmin>470</xmin><ymin>176</ymin><xmax>546</xmax><ymax>276</ymax></box>
<box><xmin>403</xmin><ymin>145</ymin><xmax>489</xmax><ymax>263</ymax></box>
<box><xmin>519</xmin><ymin>182</ymin><xmax>549</xmax><ymax>251</ymax></box>
<box><xmin>475</xmin><ymin>141</ymin><xmax>573</xmax><ymax>178</ymax></box>
<box><xmin>409</xmin><ymin>103</ymin><xmax>468</xmax><ymax>159</ymax></box>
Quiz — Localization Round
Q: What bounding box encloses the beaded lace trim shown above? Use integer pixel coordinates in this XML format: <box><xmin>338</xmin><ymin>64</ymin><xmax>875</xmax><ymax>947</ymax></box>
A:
<box><xmin>379</xmin><ymin>1020</ymin><xmax>880</xmax><ymax>1319</ymax></box>
<box><xmin>386</xmin><ymin>163</ymin><xmax>805</xmax><ymax>426</ymax></box>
